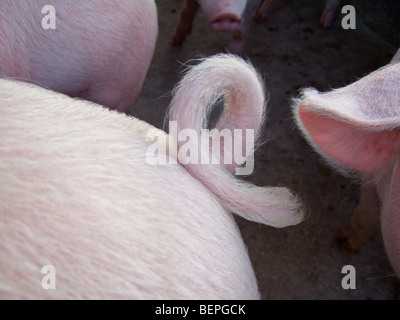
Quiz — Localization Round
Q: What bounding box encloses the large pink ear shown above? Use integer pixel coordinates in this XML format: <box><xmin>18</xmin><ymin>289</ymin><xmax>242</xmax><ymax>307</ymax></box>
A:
<box><xmin>294</xmin><ymin>61</ymin><xmax>400</xmax><ymax>173</ymax></box>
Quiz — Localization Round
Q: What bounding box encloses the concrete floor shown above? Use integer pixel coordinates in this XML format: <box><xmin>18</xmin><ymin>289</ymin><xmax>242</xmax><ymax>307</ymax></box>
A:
<box><xmin>131</xmin><ymin>0</ymin><xmax>399</xmax><ymax>299</ymax></box>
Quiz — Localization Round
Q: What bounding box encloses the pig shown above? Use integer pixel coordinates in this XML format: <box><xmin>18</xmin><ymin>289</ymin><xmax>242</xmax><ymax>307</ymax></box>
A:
<box><xmin>0</xmin><ymin>0</ymin><xmax>158</xmax><ymax>113</ymax></box>
<box><xmin>172</xmin><ymin>0</ymin><xmax>341</xmax><ymax>56</ymax></box>
<box><xmin>0</xmin><ymin>54</ymin><xmax>303</xmax><ymax>299</ymax></box>
<box><xmin>254</xmin><ymin>0</ymin><xmax>342</xmax><ymax>28</ymax></box>
<box><xmin>293</xmin><ymin>49</ymin><xmax>400</xmax><ymax>277</ymax></box>
<box><xmin>172</xmin><ymin>0</ymin><xmax>262</xmax><ymax>55</ymax></box>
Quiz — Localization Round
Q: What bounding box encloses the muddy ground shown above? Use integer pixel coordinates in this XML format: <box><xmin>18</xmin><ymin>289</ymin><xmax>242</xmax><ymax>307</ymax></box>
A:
<box><xmin>131</xmin><ymin>0</ymin><xmax>399</xmax><ymax>299</ymax></box>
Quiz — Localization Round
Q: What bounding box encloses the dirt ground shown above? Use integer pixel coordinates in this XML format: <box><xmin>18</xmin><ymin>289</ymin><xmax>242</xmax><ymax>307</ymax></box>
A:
<box><xmin>131</xmin><ymin>0</ymin><xmax>399</xmax><ymax>299</ymax></box>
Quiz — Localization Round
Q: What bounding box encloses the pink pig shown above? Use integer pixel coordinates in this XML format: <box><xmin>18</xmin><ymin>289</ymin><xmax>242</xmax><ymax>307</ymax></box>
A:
<box><xmin>172</xmin><ymin>0</ymin><xmax>341</xmax><ymax>55</ymax></box>
<box><xmin>293</xmin><ymin>49</ymin><xmax>400</xmax><ymax>277</ymax></box>
<box><xmin>0</xmin><ymin>0</ymin><xmax>158</xmax><ymax>113</ymax></box>
<box><xmin>0</xmin><ymin>55</ymin><xmax>303</xmax><ymax>299</ymax></box>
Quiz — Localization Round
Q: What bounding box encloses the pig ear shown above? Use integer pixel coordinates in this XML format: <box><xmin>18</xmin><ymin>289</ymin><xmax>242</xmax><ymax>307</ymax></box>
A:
<box><xmin>391</xmin><ymin>48</ymin><xmax>400</xmax><ymax>64</ymax></box>
<box><xmin>295</xmin><ymin>63</ymin><xmax>400</xmax><ymax>173</ymax></box>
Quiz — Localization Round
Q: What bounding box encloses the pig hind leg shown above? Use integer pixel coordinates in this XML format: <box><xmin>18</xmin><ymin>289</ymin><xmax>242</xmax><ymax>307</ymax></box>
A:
<box><xmin>335</xmin><ymin>177</ymin><xmax>381</xmax><ymax>252</ymax></box>
<box><xmin>320</xmin><ymin>0</ymin><xmax>341</xmax><ymax>28</ymax></box>
<box><xmin>228</xmin><ymin>0</ymin><xmax>262</xmax><ymax>56</ymax></box>
<box><xmin>253</xmin><ymin>0</ymin><xmax>281</xmax><ymax>23</ymax></box>
<box><xmin>172</xmin><ymin>0</ymin><xmax>200</xmax><ymax>45</ymax></box>
<box><xmin>227</xmin><ymin>29</ymin><xmax>247</xmax><ymax>56</ymax></box>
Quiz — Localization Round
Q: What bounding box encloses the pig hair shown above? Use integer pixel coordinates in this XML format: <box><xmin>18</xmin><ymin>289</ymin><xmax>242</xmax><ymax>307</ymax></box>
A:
<box><xmin>167</xmin><ymin>54</ymin><xmax>304</xmax><ymax>228</ymax></box>
<box><xmin>390</xmin><ymin>48</ymin><xmax>400</xmax><ymax>64</ymax></box>
<box><xmin>0</xmin><ymin>78</ymin><xmax>260</xmax><ymax>299</ymax></box>
<box><xmin>291</xmin><ymin>94</ymin><xmax>360</xmax><ymax>182</ymax></box>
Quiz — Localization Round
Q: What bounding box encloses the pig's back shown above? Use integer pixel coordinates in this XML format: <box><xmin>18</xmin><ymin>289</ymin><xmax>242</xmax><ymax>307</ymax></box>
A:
<box><xmin>0</xmin><ymin>0</ymin><xmax>158</xmax><ymax>111</ymax></box>
<box><xmin>0</xmin><ymin>79</ymin><xmax>259</xmax><ymax>299</ymax></box>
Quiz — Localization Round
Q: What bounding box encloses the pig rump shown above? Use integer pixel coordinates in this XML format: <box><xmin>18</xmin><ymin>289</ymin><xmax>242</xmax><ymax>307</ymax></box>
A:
<box><xmin>168</xmin><ymin>54</ymin><xmax>303</xmax><ymax>228</ymax></box>
<box><xmin>0</xmin><ymin>54</ymin><xmax>302</xmax><ymax>299</ymax></box>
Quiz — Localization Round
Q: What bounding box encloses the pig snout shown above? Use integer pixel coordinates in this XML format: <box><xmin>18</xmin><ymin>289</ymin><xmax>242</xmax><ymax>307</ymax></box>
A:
<box><xmin>0</xmin><ymin>54</ymin><xmax>305</xmax><ymax>299</ymax></box>
<box><xmin>209</xmin><ymin>11</ymin><xmax>242</xmax><ymax>31</ymax></box>
<box><xmin>0</xmin><ymin>74</ymin><xmax>261</xmax><ymax>299</ymax></box>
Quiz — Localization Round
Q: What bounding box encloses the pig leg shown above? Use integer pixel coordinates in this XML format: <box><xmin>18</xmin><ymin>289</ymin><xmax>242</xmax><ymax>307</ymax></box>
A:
<box><xmin>320</xmin><ymin>0</ymin><xmax>341</xmax><ymax>28</ymax></box>
<box><xmin>335</xmin><ymin>177</ymin><xmax>380</xmax><ymax>252</ymax></box>
<box><xmin>172</xmin><ymin>0</ymin><xmax>200</xmax><ymax>45</ymax></box>
<box><xmin>227</xmin><ymin>29</ymin><xmax>247</xmax><ymax>56</ymax></box>
<box><xmin>78</xmin><ymin>73</ymin><xmax>146</xmax><ymax>114</ymax></box>
<box><xmin>228</xmin><ymin>0</ymin><xmax>262</xmax><ymax>56</ymax></box>
<box><xmin>253</xmin><ymin>0</ymin><xmax>281</xmax><ymax>23</ymax></box>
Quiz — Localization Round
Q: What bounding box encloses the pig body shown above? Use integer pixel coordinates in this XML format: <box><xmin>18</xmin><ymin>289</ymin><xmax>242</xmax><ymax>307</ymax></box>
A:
<box><xmin>0</xmin><ymin>55</ymin><xmax>302</xmax><ymax>299</ymax></box>
<box><xmin>0</xmin><ymin>0</ymin><xmax>158</xmax><ymax>113</ymax></box>
<box><xmin>293</xmin><ymin>50</ymin><xmax>400</xmax><ymax>276</ymax></box>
